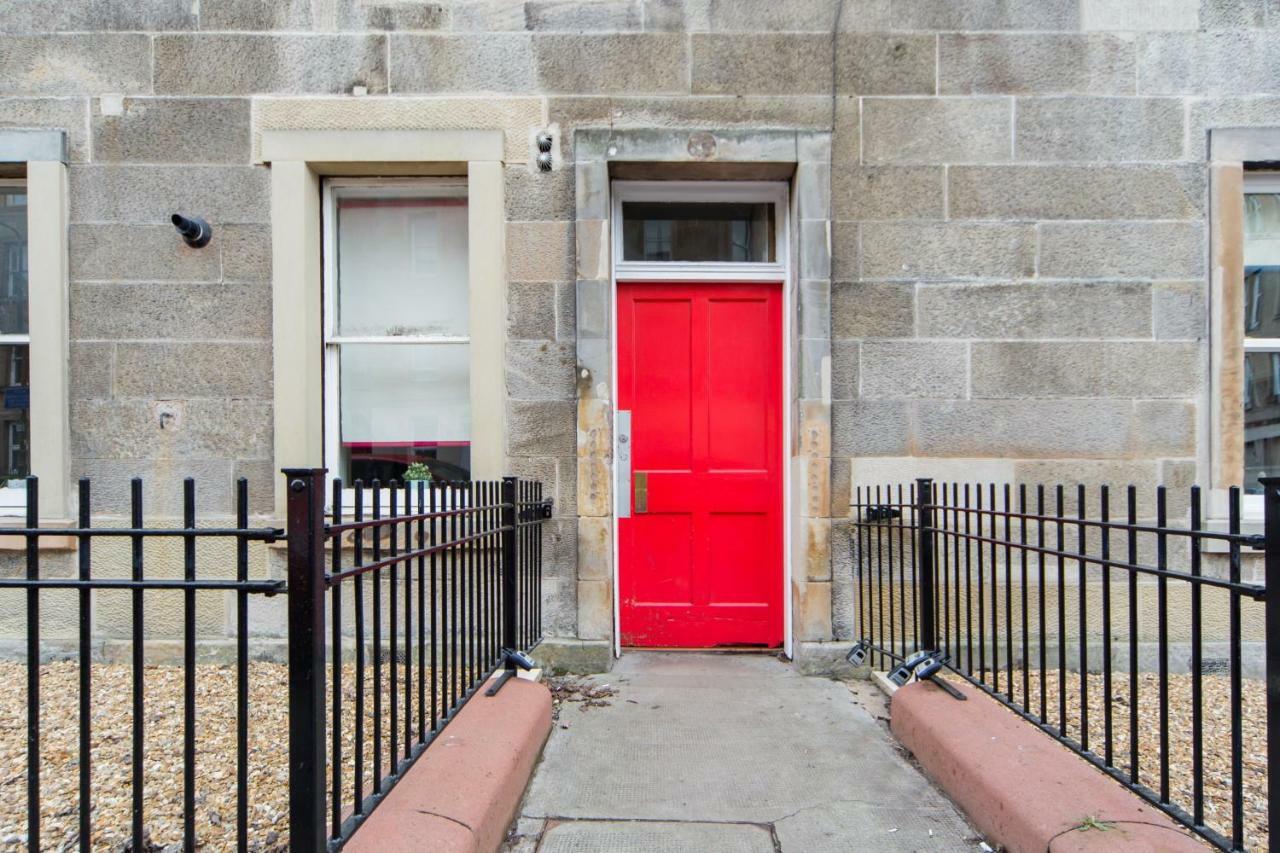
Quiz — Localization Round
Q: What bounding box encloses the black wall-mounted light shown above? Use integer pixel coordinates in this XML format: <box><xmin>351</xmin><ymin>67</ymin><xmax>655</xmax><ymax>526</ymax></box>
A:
<box><xmin>171</xmin><ymin>213</ymin><xmax>212</xmax><ymax>248</ymax></box>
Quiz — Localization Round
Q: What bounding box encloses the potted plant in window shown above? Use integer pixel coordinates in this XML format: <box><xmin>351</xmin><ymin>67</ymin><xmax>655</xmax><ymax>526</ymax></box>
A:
<box><xmin>403</xmin><ymin>462</ymin><xmax>433</xmax><ymax>483</ymax></box>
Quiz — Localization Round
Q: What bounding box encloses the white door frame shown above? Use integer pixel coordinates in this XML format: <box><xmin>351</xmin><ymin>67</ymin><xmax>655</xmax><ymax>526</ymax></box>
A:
<box><xmin>609</xmin><ymin>179</ymin><xmax>794</xmax><ymax>658</ymax></box>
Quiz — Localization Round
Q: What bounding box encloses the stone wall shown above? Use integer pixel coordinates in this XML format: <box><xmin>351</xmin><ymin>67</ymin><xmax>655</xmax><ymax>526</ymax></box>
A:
<box><xmin>1</xmin><ymin>0</ymin><xmax>1278</xmax><ymax>653</ymax></box>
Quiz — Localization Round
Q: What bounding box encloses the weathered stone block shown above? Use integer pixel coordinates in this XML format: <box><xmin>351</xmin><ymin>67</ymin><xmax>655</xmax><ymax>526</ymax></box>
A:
<box><xmin>576</xmin><ymin>279</ymin><xmax>610</xmax><ymax>340</ymax></box>
<box><xmin>0</xmin><ymin>0</ymin><xmax>196</xmax><ymax>31</ymax></box>
<box><xmin>507</xmin><ymin>221</ymin><xmax>574</xmax><ymax>282</ymax></box>
<box><xmin>831</xmin><ymin>341</ymin><xmax>860</xmax><ymax>401</ymax></box>
<box><xmin>795</xmin><ymin>162</ymin><xmax>830</xmax><ymax>221</ymax></box>
<box><xmin>692</xmin><ymin>34</ymin><xmax>831</xmax><ymax>95</ymax></box>
<box><xmin>832</xmin><ymin>399</ymin><xmax>912</xmax><ymax>456</ymax></box>
<box><xmin>0</xmin><ymin>35</ymin><xmax>150</xmax><ymax>96</ymax></box>
<box><xmin>948</xmin><ymin>165</ymin><xmax>1204</xmax><ymax>221</ymax></box>
<box><xmin>526</xmin><ymin>0</ymin><xmax>642</xmax><ymax>30</ymax></box>
<box><xmin>577</xmin><ymin>580</ymin><xmax>612</xmax><ymax>641</ymax></box>
<box><xmin>832</xmin><ymin>166</ymin><xmax>945</xmax><ymax>219</ymax></box>
<box><xmin>1015</xmin><ymin>97</ymin><xmax>1186</xmax><ymax>162</ymax></box>
<box><xmin>861</xmin><ymin>341</ymin><xmax>968</xmax><ymax>399</ymax></box>
<box><xmin>578</xmin><ymin>516</ymin><xmax>611</xmax><ymax>582</ymax></box>
<box><xmin>706</xmin><ymin>0</ymin><xmax>843</xmax><ymax>30</ymax></box>
<box><xmin>834</xmin><ymin>34</ymin><xmax>936</xmax><ymax>95</ymax></box>
<box><xmin>804</xmin><ymin>456</ymin><xmax>832</xmax><ymax>518</ymax></box>
<box><xmin>1140</xmin><ymin>31</ymin><xmax>1280</xmax><ymax>95</ymax></box>
<box><xmin>577</xmin><ymin>457</ymin><xmax>610</xmax><ymax>517</ymax></box>
<box><xmin>92</xmin><ymin>98</ymin><xmax>251</xmax><ymax>164</ymax></box>
<box><xmin>832</xmin><ymin>221</ymin><xmax>858</xmax><ymax>280</ymax></box>
<box><xmin>1153</xmin><ymin>281</ymin><xmax>1206</xmax><ymax>340</ymax></box>
<box><xmin>114</xmin><ymin>343</ymin><xmax>272</xmax><ymax>399</ymax></box>
<box><xmin>70</xmin><ymin>225</ymin><xmax>222</xmax><ymax>282</ymax></box>
<box><xmin>198</xmin><ymin>0</ymin><xmax>313</xmax><ymax>30</ymax></box>
<box><xmin>0</xmin><ymin>98</ymin><xmax>89</xmax><ymax>161</ymax></box>
<box><xmin>71</xmin><ymin>459</ymin><xmax>236</xmax><ymax>518</ymax></box>
<box><xmin>800</xmin><ymin>220</ymin><xmax>830</xmax><ymax>280</ymax></box>
<box><xmin>800</xmin><ymin>400</ymin><xmax>832</xmax><ymax>458</ymax></box>
<box><xmin>832</xmin><ymin>282</ymin><xmax>914</xmax><ymax>338</ymax></box>
<box><xmin>577</xmin><ymin>397</ymin><xmax>611</xmax><ymax>460</ymax></box>
<box><xmin>507</xmin><ymin>401</ymin><xmax>576</xmax><ymax>457</ymax></box>
<box><xmin>805</xmin><ymin>518</ymin><xmax>833</xmax><ymax>582</ymax></box>
<box><xmin>860</xmin><ymin>222</ymin><xmax>1036</xmax><ymax>280</ymax></box>
<box><xmin>536</xmin><ymin>34</ymin><xmax>689</xmax><ymax>94</ymax></box>
<box><xmin>506</xmin><ymin>341</ymin><xmax>576</xmax><ymax>401</ymax></box>
<box><xmin>877</xmin><ymin>0</ymin><xmax>1080</xmax><ymax>30</ymax></box>
<box><xmin>970</xmin><ymin>342</ymin><xmax>1201</xmax><ymax>399</ymax></box>
<box><xmin>154</xmin><ymin>35</ymin><xmax>388</xmax><ymax>95</ymax></box>
<box><xmin>1189</xmin><ymin>97</ymin><xmax>1280</xmax><ymax>153</ymax></box>
<box><xmin>69</xmin><ymin>342</ymin><xmax>113</xmax><ymax>401</ymax></box>
<box><xmin>862</xmin><ymin>99</ymin><xmax>1010</xmax><ymax>165</ymax></box>
<box><xmin>1038</xmin><ymin>222</ymin><xmax>1206</xmax><ymax>279</ymax></box>
<box><xmin>1198</xmin><ymin>0</ymin><xmax>1267</xmax><ymax>28</ymax></box>
<box><xmin>389</xmin><ymin>34</ymin><xmax>534</xmax><ymax>93</ymax></box>
<box><xmin>448</xmin><ymin>0</ymin><xmax>534</xmax><ymax>31</ymax></box>
<box><xmin>219</xmin><ymin>224</ymin><xmax>272</xmax><ymax>282</ymax></box>
<box><xmin>1080</xmin><ymin>0</ymin><xmax>1200</xmax><ymax>30</ymax></box>
<box><xmin>508</xmin><ymin>281</ymin><xmax>558</xmax><ymax>341</ymax></box>
<box><xmin>69</xmin><ymin>165</ymin><xmax>270</xmax><ymax>224</ymax></box>
<box><xmin>831</xmin><ymin>458</ymin><xmax>852</xmax><ymax>517</ymax></box>
<box><xmin>799</xmin><ymin>279</ymin><xmax>830</xmax><ymax>340</ymax></box>
<box><xmin>939</xmin><ymin>34</ymin><xmax>1135</xmax><ymax>95</ymax></box>
<box><xmin>917</xmin><ymin>282</ymin><xmax>1153</xmax><ymax>339</ymax></box>
<box><xmin>506</xmin><ymin>166</ymin><xmax>574</xmax><ymax>222</ymax></box>
<box><xmin>71</xmin><ymin>283</ymin><xmax>272</xmax><ymax>341</ymax></box>
<box><xmin>796</xmin><ymin>581</ymin><xmax>833</xmax><ymax>641</ymax></box>
<box><xmin>576</xmin><ymin>219</ymin><xmax>608</xmax><ymax>282</ymax></box>
<box><xmin>1012</xmin><ymin>460</ymin><xmax>1162</xmax><ymax>516</ymax></box>
<box><xmin>71</xmin><ymin>399</ymin><xmax>273</xmax><ymax>461</ymax></box>
<box><xmin>1132</xmin><ymin>400</ymin><xmax>1196</xmax><ymax>457</ymax></box>
<box><xmin>911</xmin><ymin>399</ymin><xmax>1142</xmax><ymax>459</ymax></box>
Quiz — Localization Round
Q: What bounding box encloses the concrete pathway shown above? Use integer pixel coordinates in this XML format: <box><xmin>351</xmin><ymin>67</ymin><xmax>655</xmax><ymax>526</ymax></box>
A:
<box><xmin>506</xmin><ymin>652</ymin><xmax>981</xmax><ymax>852</ymax></box>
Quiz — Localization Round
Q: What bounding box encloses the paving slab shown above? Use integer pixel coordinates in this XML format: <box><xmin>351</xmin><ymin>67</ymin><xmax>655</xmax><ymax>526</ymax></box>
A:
<box><xmin>539</xmin><ymin>820</ymin><xmax>774</xmax><ymax>852</ymax></box>
<box><xmin>509</xmin><ymin>652</ymin><xmax>981</xmax><ymax>852</ymax></box>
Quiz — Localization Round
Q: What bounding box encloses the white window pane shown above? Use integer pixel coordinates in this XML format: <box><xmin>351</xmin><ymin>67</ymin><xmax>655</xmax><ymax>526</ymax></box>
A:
<box><xmin>339</xmin><ymin>343</ymin><xmax>470</xmax><ymax>483</ymax></box>
<box><xmin>0</xmin><ymin>187</ymin><xmax>28</xmax><ymax>336</ymax></box>
<box><xmin>335</xmin><ymin>186</ymin><xmax>468</xmax><ymax>337</ymax></box>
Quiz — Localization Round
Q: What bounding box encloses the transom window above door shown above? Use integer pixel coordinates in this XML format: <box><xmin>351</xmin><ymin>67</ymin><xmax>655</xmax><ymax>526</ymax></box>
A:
<box><xmin>612</xmin><ymin>182</ymin><xmax>789</xmax><ymax>282</ymax></box>
<box><xmin>323</xmin><ymin>180</ymin><xmax>471</xmax><ymax>487</ymax></box>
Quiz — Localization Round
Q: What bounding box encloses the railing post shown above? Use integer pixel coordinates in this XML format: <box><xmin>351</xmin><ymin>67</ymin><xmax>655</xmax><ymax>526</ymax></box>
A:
<box><xmin>915</xmin><ymin>478</ymin><xmax>937</xmax><ymax>652</ymax></box>
<box><xmin>284</xmin><ymin>468</ymin><xmax>327</xmax><ymax>852</ymax></box>
<box><xmin>1261</xmin><ymin>476</ymin><xmax>1280</xmax><ymax>853</ymax></box>
<box><xmin>501</xmin><ymin>476</ymin><xmax>519</xmax><ymax>672</ymax></box>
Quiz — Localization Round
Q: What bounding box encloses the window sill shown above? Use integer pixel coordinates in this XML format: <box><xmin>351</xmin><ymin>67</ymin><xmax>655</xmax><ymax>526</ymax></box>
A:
<box><xmin>0</xmin><ymin>517</ymin><xmax>76</xmax><ymax>551</ymax></box>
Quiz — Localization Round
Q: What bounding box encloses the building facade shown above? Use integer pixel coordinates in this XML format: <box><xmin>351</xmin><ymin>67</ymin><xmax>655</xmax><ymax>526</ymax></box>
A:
<box><xmin>0</xmin><ymin>0</ymin><xmax>1278</xmax><ymax>669</ymax></box>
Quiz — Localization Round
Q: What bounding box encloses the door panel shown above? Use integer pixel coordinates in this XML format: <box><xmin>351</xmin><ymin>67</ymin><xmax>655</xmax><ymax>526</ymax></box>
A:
<box><xmin>618</xmin><ymin>281</ymin><xmax>783</xmax><ymax>648</ymax></box>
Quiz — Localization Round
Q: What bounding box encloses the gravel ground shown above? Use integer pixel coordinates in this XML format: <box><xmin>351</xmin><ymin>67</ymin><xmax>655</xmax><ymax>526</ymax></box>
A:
<box><xmin>0</xmin><ymin>660</ymin><xmax>458</xmax><ymax>852</ymax></box>
<box><xmin>945</xmin><ymin>669</ymin><xmax>1267</xmax><ymax>851</ymax></box>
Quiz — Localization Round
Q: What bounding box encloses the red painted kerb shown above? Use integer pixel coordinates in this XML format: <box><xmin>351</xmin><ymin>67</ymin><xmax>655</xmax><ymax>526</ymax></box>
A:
<box><xmin>345</xmin><ymin>676</ymin><xmax>552</xmax><ymax>853</ymax></box>
<box><xmin>891</xmin><ymin>680</ymin><xmax>1207</xmax><ymax>852</ymax></box>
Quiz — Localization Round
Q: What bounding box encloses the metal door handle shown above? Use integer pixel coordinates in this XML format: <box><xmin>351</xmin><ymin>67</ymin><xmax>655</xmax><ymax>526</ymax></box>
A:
<box><xmin>634</xmin><ymin>472</ymin><xmax>648</xmax><ymax>514</ymax></box>
<box><xmin>616</xmin><ymin>410</ymin><xmax>631</xmax><ymax>518</ymax></box>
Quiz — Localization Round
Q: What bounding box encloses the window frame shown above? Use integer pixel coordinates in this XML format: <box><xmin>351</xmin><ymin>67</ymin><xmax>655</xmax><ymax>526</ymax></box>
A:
<box><xmin>1241</xmin><ymin>173</ymin><xmax>1280</xmax><ymax>515</ymax></box>
<box><xmin>320</xmin><ymin>176</ymin><xmax>472</xmax><ymax>506</ymax></box>
<box><xmin>0</xmin><ymin>179</ymin><xmax>31</xmax><ymax>510</ymax></box>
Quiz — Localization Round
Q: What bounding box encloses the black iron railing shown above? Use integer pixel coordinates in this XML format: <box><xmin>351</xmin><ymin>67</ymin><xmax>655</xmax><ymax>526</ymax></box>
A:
<box><xmin>283</xmin><ymin>470</ymin><xmax>549</xmax><ymax>849</ymax></box>
<box><xmin>10</xmin><ymin>476</ymin><xmax>284</xmax><ymax>853</ymax></box>
<box><xmin>9</xmin><ymin>469</ymin><xmax>550</xmax><ymax>852</ymax></box>
<box><xmin>851</xmin><ymin>479</ymin><xmax>1277</xmax><ymax>852</ymax></box>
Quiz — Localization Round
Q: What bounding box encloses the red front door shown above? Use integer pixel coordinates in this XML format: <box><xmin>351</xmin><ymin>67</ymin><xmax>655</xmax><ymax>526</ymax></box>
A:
<box><xmin>617</xmin><ymin>281</ymin><xmax>784</xmax><ymax>648</ymax></box>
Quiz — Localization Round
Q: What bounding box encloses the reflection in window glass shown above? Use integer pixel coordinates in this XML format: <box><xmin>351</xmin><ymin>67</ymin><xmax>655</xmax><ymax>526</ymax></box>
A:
<box><xmin>1244</xmin><ymin>188</ymin><xmax>1280</xmax><ymax>492</ymax></box>
<box><xmin>621</xmin><ymin>201</ymin><xmax>775</xmax><ymax>263</ymax></box>
<box><xmin>328</xmin><ymin>183</ymin><xmax>471</xmax><ymax>484</ymax></box>
<box><xmin>0</xmin><ymin>187</ymin><xmax>26</xmax><ymax>336</ymax></box>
